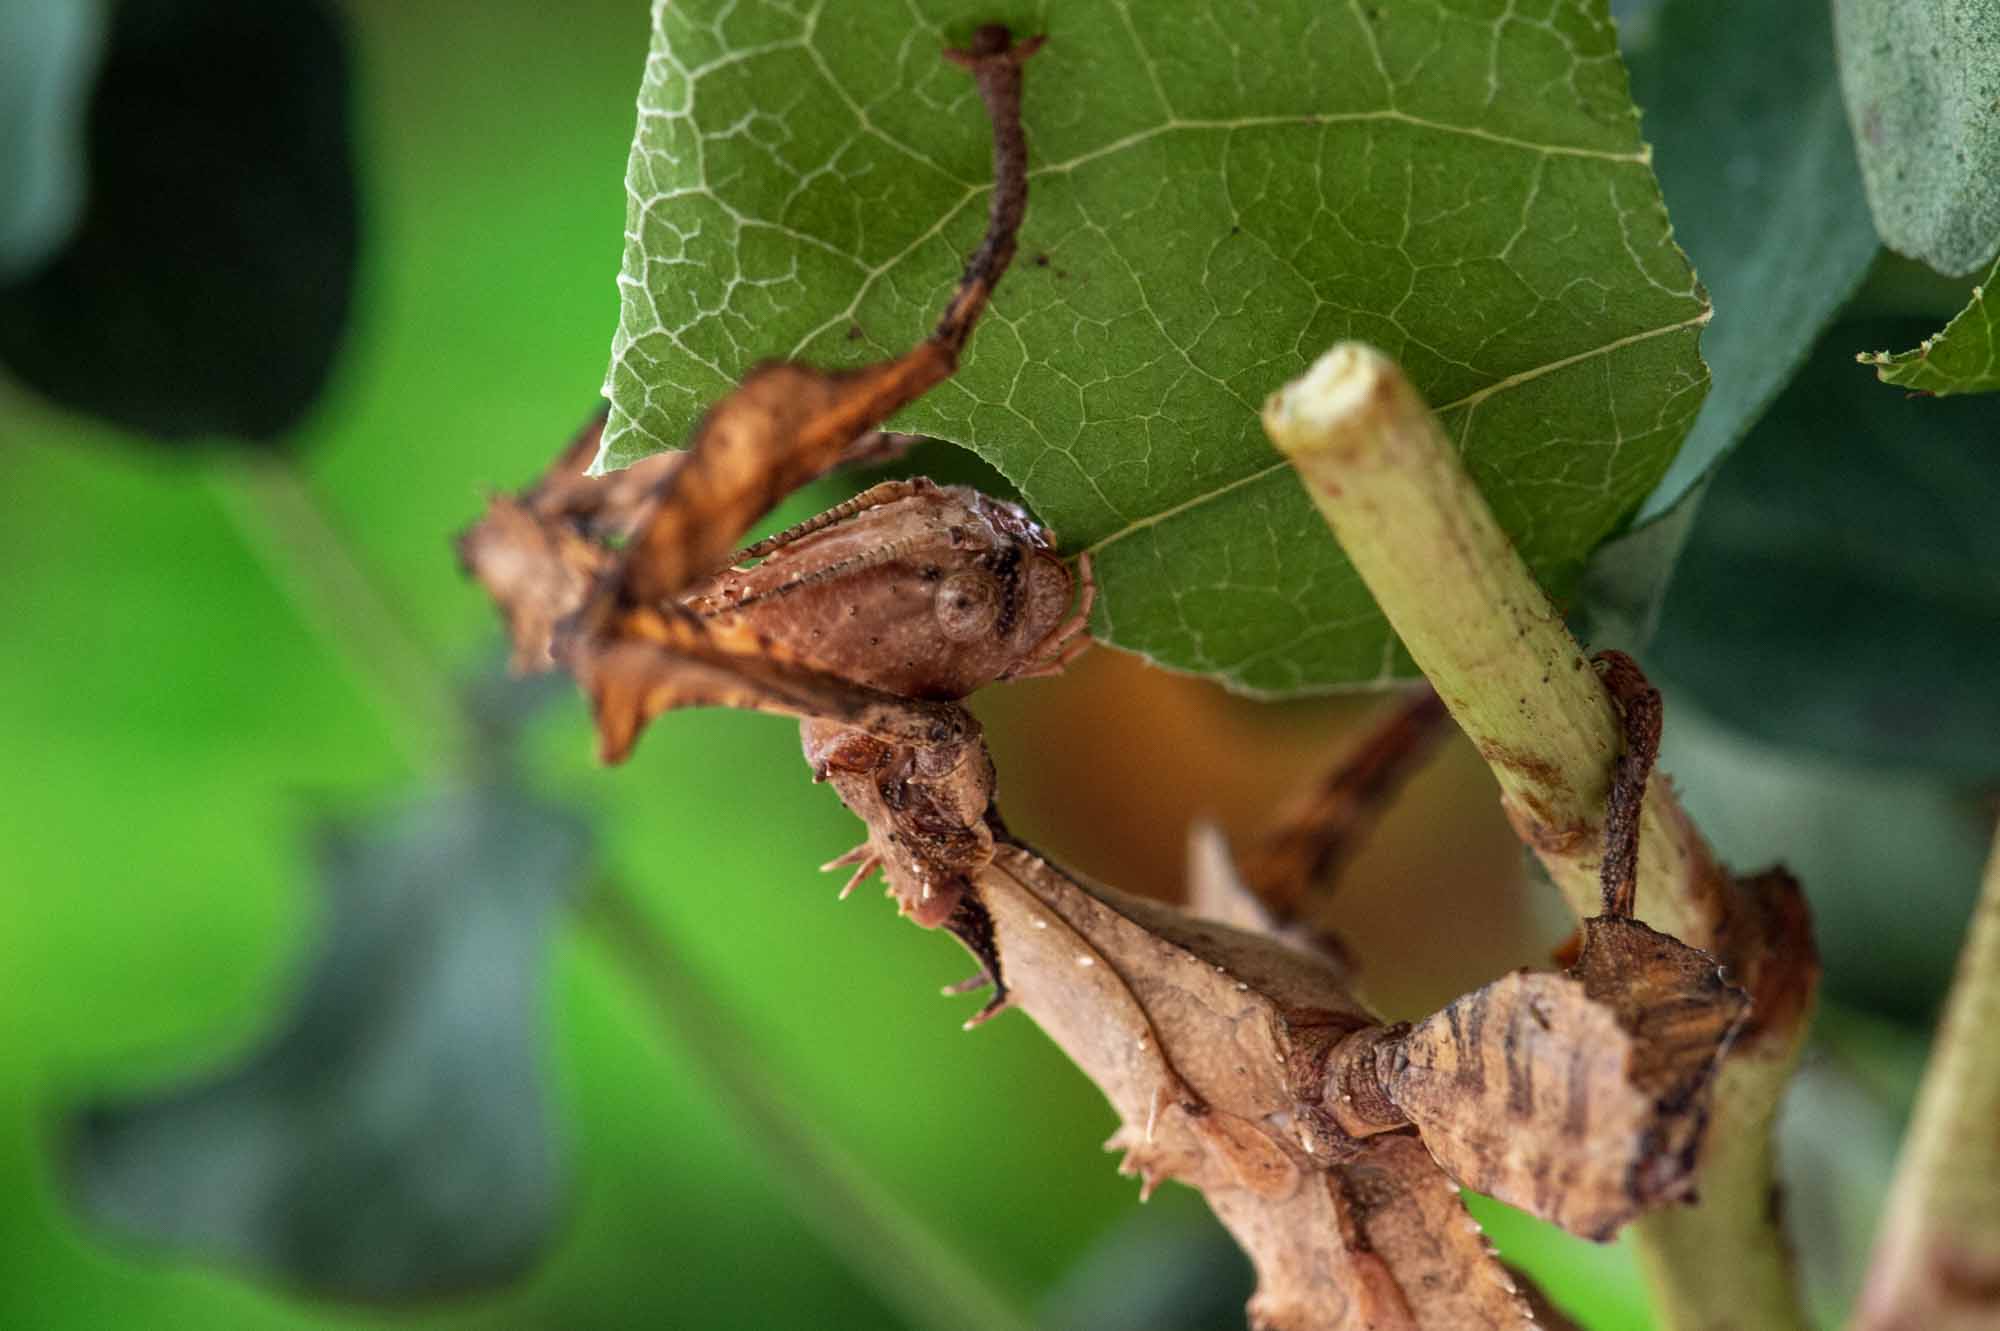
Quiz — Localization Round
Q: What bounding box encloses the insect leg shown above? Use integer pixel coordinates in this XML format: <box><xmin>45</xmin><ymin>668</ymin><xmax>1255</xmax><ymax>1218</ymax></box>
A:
<box><xmin>1233</xmin><ymin>686</ymin><xmax>1453</xmax><ymax>923</ymax></box>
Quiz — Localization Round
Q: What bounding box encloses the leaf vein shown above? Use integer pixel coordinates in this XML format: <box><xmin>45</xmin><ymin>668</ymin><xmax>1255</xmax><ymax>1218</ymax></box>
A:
<box><xmin>1080</xmin><ymin>309</ymin><xmax>1709</xmax><ymax>557</ymax></box>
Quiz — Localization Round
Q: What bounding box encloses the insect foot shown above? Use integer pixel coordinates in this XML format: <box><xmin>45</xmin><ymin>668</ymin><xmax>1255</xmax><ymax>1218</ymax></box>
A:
<box><xmin>801</xmin><ymin>713</ymin><xmax>996</xmax><ymax>931</ymax></box>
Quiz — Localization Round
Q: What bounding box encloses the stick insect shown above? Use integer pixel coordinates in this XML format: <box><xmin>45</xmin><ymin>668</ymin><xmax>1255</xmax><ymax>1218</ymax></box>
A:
<box><xmin>461</xmin><ymin>25</ymin><xmax>1747</xmax><ymax>1329</ymax></box>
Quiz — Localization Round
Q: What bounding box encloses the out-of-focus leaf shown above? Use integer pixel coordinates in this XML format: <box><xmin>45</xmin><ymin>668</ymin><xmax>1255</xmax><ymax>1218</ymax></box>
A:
<box><xmin>0</xmin><ymin>0</ymin><xmax>104</xmax><ymax>280</ymax></box>
<box><xmin>0</xmin><ymin>0</ymin><xmax>358</xmax><ymax>444</ymax></box>
<box><xmin>1038</xmin><ymin>1194</ymin><xmax>1252</xmax><ymax>1331</ymax></box>
<box><xmin>68</xmin><ymin>791</ymin><xmax>587</xmax><ymax>1299</ymax></box>
<box><xmin>1651</xmin><ymin>316</ymin><xmax>2000</xmax><ymax>780</ymax></box>
<box><xmin>1778</xmin><ymin>1043</ymin><xmax>1911</xmax><ymax>1329</ymax></box>
<box><xmin>1580</xmin><ymin>0</ymin><xmax>1877</xmax><ymax>645</ymax></box>
<box><xmin>1845</xmin><ymin>248</ymin><xmax>1988</xmax><ymax>321</ymax></box>
<box><xmin>1858</xmin><ymin>255</ymin><xmax>2000</xmax><ymax>395</ymax></box>
<box><xmin>1623</xmin><ymin>0</ymin><xmax>1879</xmax><ymax>522</ymax></box>
<box><xmin>1657</xmin><ymin>694</ymin><xmax>1990</xmax><ymax>1019</ymax></box>
<box><xmin>1571</xmin><ymin>476</ymin><xmax>1702</xmax><ymax>651</ymax></box>
<box><xmin>1833</xmin><ymin>0</ymin><xmax>2000</xmax><ymax>276</ymax></box>
<box><xmin>604</xmin><ymin>0</ymin><xmax>1708</xmax><ymax>695</ymax></box>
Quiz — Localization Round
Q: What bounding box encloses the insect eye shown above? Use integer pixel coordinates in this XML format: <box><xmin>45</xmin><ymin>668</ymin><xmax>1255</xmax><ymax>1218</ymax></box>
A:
<box><xmin>934</xmin><ymin>571</ymin><xmax>1000</xmax><ymax>641</ymax></box>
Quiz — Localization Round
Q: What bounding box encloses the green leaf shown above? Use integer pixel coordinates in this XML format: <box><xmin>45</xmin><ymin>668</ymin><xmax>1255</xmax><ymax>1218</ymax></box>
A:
<box><xmin>1857</xmin><ymin>254</ymin><xmax>2000</xmax><ymax>394</ymax></box>
<box><xmin>68</xmin><ymin>791</ymin><xmax>587</xmax><ymax>1300</ymax></box>
<box><xmin>1652</xmin><ymin>316</ymin><xmax>2000</xmax><ymax>780</ymax></box>
<box><xmin>603</xmin><ymin>0</ymin><xmax>1707</xmax><ymax>694</ymax></box>
<box><xmin>1833</xmin><ymin>0</ymin><xmax>2000</xmax><ymax>277</ymax></box>
<box><xmin>1622</xmin><ymin>0</ymin><xmax>1879</xmax><ymax>522</ymax></box>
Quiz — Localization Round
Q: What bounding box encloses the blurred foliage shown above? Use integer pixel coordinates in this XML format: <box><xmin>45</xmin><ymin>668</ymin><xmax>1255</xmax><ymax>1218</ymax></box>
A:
<box><xmin>0</xmin><ymin>0</ymin><xmax>357</xmax><ymax>443</ymax></box>
<box><xmin>1832</xmin><ymin>0</ymin><xmax>2000</xmax><ymax>276</ymax></box>
<box><xmin>1621</xmin><ymin>0</ymin><xmax>1878</xmax><ymax>523</ymax></box>
<box><xmin>0</xmin><ymin>0</ymin><xmax>102</xmax><ymax>279</ymax></box>
<box><xmin>1659</xmin><ymin>696</ymin><xmax>1991</xmax><ymax>1021</ymax></box>
<box><xmin>71</xmin><ymin>789</ymin><xmax>586</xmax><ymax>1299</ymax></box>
<box><xmin>0</xmin><ymin>2</ymin><xmax>1993</xmax><ymax>1330</ymax></box>
<box><xmin>1577</xmin><ymin>0</ymin><xmax>1879</xmax><ymax>655</ymax></box>
<box><xmin>1780</xmin><ymin>1005</ymin><xmax>1934</xmax><ymax>1329</ymax></box>
<box><xmin>1653</xmin><ymin>316</ymin><xmax>2000</xmax><ymax>781</ymax></box>
<box><xmin>1037</xmin><ymin>1192</ymin><xmax>1254</xmax><ymax>1331</ymax></box>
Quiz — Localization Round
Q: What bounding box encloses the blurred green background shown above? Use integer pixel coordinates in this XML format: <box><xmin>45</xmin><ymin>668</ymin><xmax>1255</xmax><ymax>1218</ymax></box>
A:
<box><xmin>2</xmin><ymin>2</ymin><xmax>1992</xmax><ymax>1329</ymax></box>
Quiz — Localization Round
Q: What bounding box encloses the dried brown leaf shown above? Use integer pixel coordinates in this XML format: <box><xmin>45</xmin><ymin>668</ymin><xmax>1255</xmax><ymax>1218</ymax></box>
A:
<box><xmin>456</xmin><ymin>30</ymin><xmax>1049</xmax><ymax>763</ymax></box>
<box><xmin>456</xmin><ymin>493</ymin><xmax>606</xmax><ymax>674</ymax></box>
<box><xmin>807</xmin><ymin>667</ymin><xmax>1744</xmax><ymax>1322</ymax></box>
<box><xmin>604</xmin><ymin>28</ymin><xmax>1037</xmax><ymax>615</ymax></box>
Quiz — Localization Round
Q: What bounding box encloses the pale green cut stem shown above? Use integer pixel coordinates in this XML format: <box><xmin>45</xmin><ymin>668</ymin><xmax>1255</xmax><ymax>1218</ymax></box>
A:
<box><xmin>1261</xmin><ymin>342</ymin><xmax>1717</xmax><ymax>939</ymax></box>
<box><xmin>1263</xmin><ymin>342</ymin><xmax>1813</xmax><ymax>1331</ymax></box>
<box><xmin>1852</xmin><ymin>815</ymin><xmax>2000</xmax><ymax>1331</ymax></box>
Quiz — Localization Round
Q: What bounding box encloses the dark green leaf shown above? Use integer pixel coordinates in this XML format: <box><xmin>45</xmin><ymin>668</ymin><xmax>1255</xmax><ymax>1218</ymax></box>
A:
<box><xmin>1858</xmin><ymin>254</ymin><xmax>2000</xmax><ymax>395</ymax></box>
<box><xmin>1833</xmin><ymin>0</ymin><xmax>2000</xmax><ymax>276</ymax></box>
<box><xmin>1570</xmin><ymin>475</ymin><xmax>1702</xmax><ymax>651</ymax></box>
<box><xmin>1778</xmin><ymin>1041</ymin><xmax>1911</xmax><ymax>1326</ymax></box>
<box><xmin>1038</xmin><ymin>1195</ymin><xmax>1251</xmax><ymax>1331</ymax></box>
<box><xmin>68</xmin><ymin>791</ymin><xmax>587</xmax><ymax>1299</ymax></box>
<box><xmin>0</xmin><ymin>0</ymin><xmax>104</xmax><ymax>279</ymax></box>
<box><xmin>0</xmin><ymin>0</ymin><xmax>358</xmax><ymax>444</ymax></box>
<box><xmin>1652</xmin><ymin>316</ymin><xmax>2000</xmax><ymax>779</ymax></box>
<box><xmin>603</xmin><ymin>0</ymin><xmax>1708</xmax><ymax>694</ymax></box>
<box><xmin>1623</xmin><ymin>0</ymin><xmax>1879</xmax><ymax>521</ymax></box>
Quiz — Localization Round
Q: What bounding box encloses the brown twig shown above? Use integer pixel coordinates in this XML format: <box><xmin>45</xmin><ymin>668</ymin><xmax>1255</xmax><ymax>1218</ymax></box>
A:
<box><xmin>1234</xmin><ymin>686</ymin><xmax>1451</xmax><ymax>922</ymax></box>
<box><xmin>935</xmin><ymin>26</ymin><xmax>1042</xmax><ymax>350</ymax></box>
